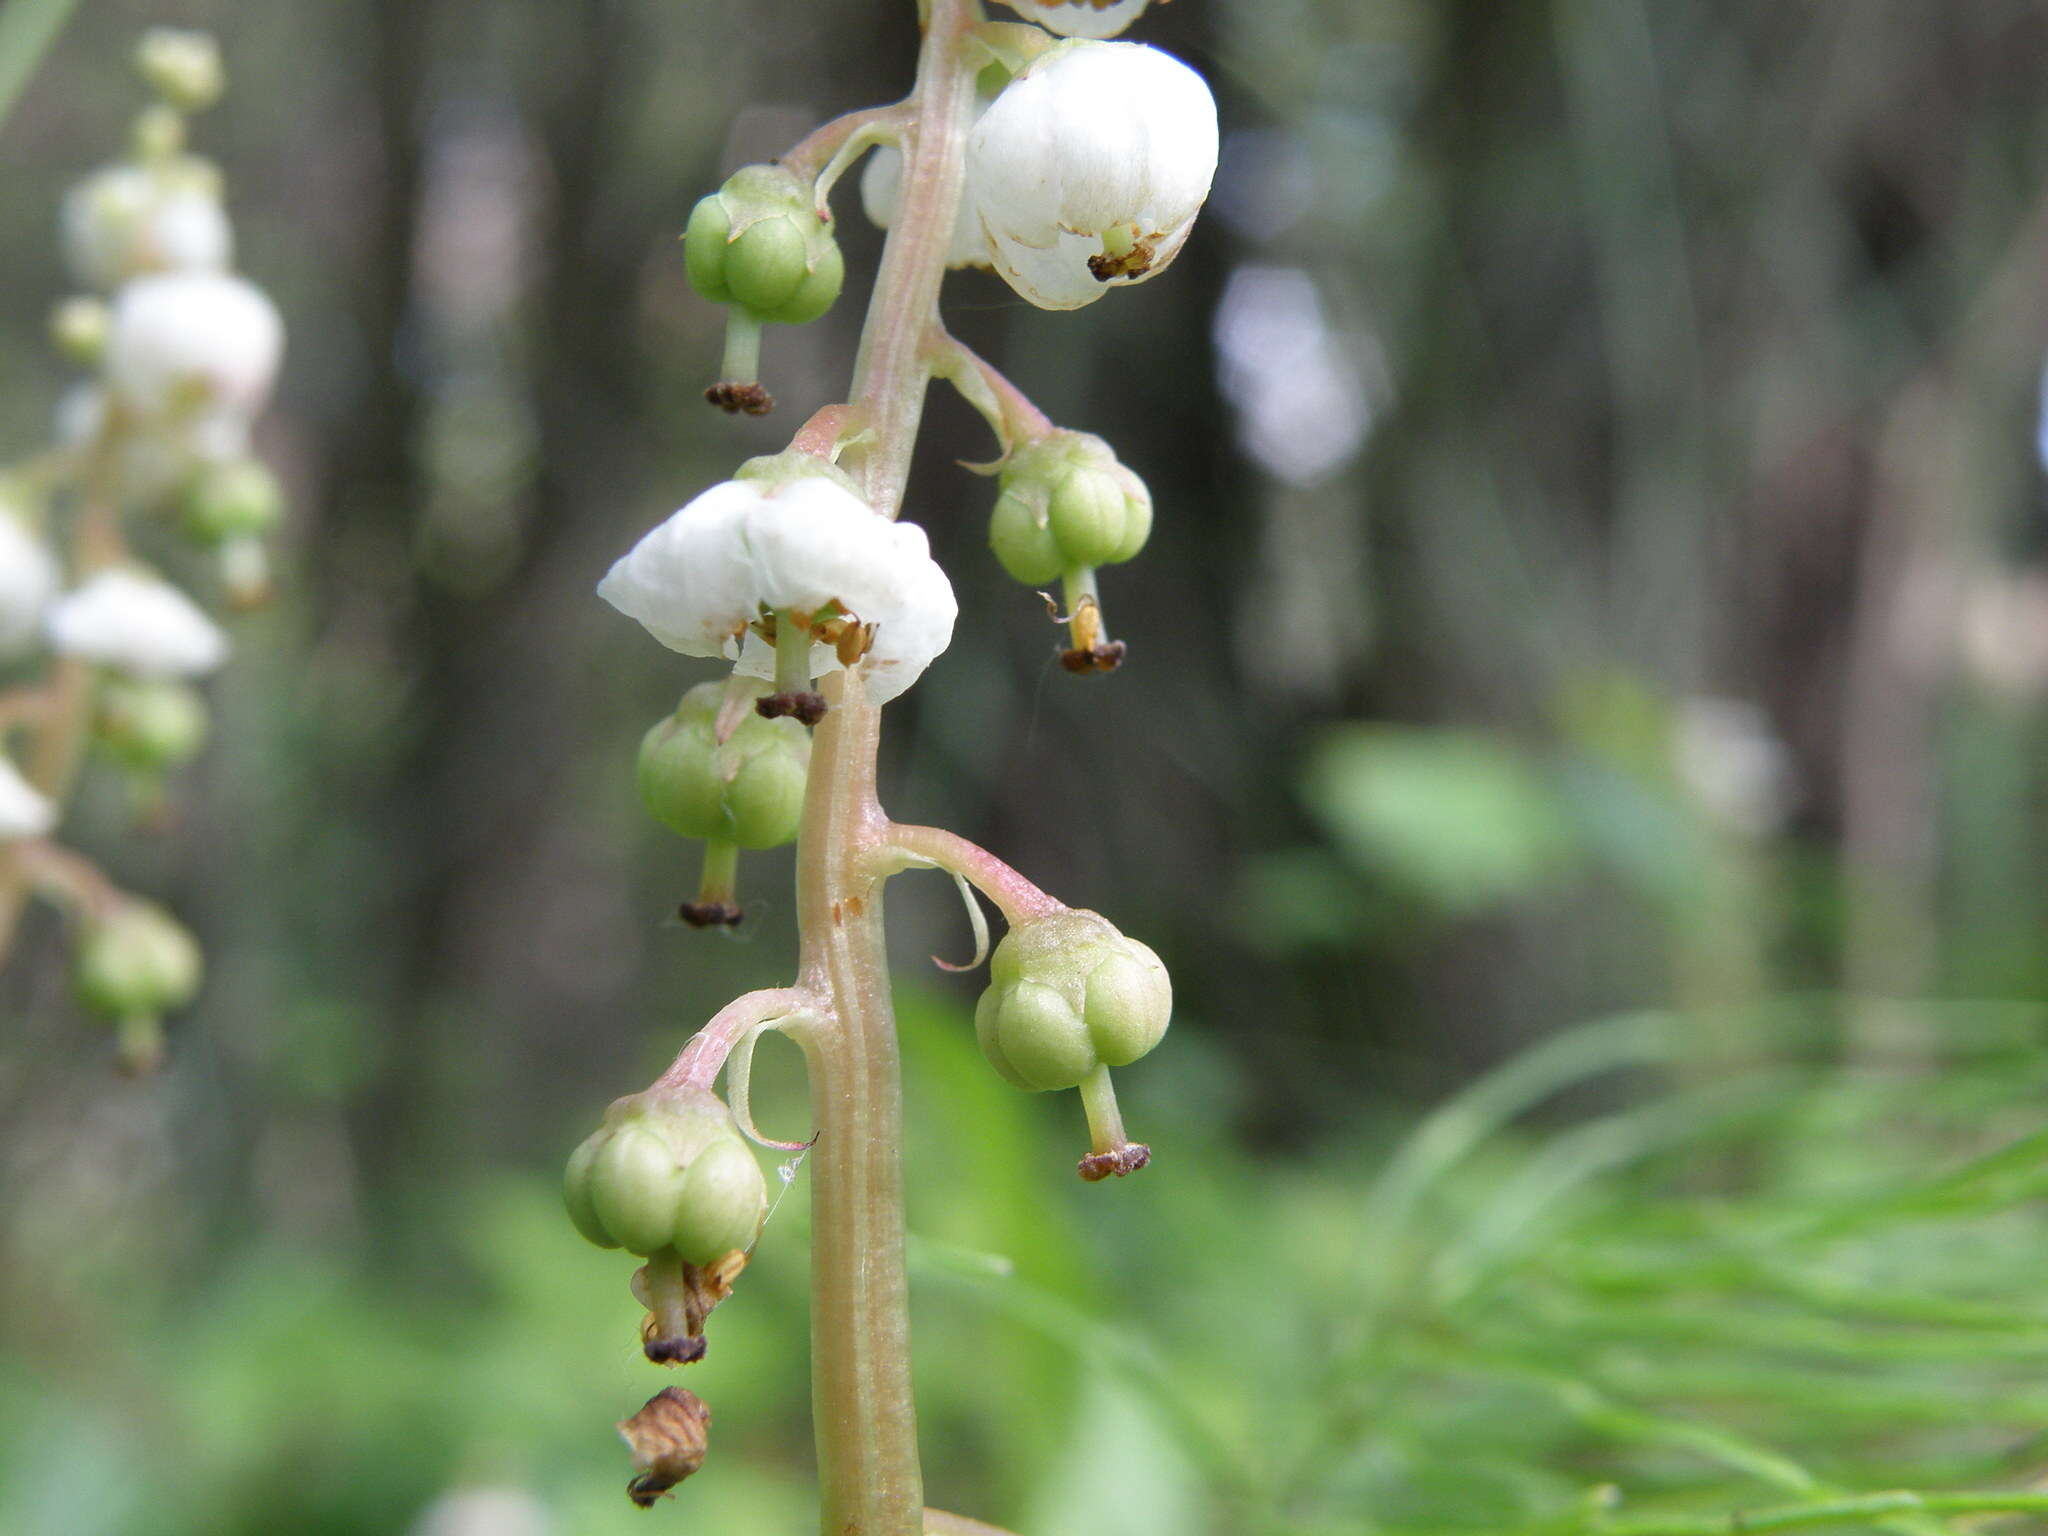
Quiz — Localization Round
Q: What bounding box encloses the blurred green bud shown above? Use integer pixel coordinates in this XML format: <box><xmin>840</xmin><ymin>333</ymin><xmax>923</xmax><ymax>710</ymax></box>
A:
<box><xmin>50</xmin><ymin>297</ymin><xmax>110</xmax><ymax>364</ymax></box>
<box><xmin>131</xmin><ymin>104</ymin><xmax>187</xmax><ymax>163</ymax></box>
<box><xmin>95</xmin><ymin>677</ymin><xmax>209</xmax><ymax>773</ymax></box>
<box><xmin>564</xmin><ymin>1087</ymin><xmax>768</xmax><ymax>1262</ymax></box>
<box><xmin>181</xmin><ymin>458</ymin><xmax>283</xmax><ymax>545</ymax></box>
<box><xmin>637</xmin><ymin>682</ymin><xmax>810</xmax><ymax>850</ymax></box>
<box><xmin>74</xmin><ymin>900</ymin><xmax>202</xmax><ymax>1021</ymax></box>
<box><xmin>975</xmin><ymin>909</ymin><xmax>1171</xmax><ymax>1091</ymax></box>
<box><xmin>137</xmin><ymin>28</ymin><xmax>224</xmax><ymax>114</ymax></box>
<box><xmin>988</xmin><ymin>431</ymin><xmax>1152</xmax><ymax>586</ymax></box>
<box><xmin>684</xmin><ymin>166</ymin><xmax>844</xmax><ymax>325</ymax></box>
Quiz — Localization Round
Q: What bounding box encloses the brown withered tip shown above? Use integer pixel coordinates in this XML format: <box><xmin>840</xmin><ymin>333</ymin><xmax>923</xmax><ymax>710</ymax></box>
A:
<box><xmin>1087</xmin><ymin>239</ymin><xmax>1156</xmax><ymax>282</ymax></box>
<box><xmin>1059</xmin><ymin>641</ymin><xmax>1127</xmax><ymax>675</ymax></box>
<box><xmin>1078</xmin><ymin>1143</ymin><xmax>1151</xmax><ymax>1181</ymax></box>
<box><xmin>643</xmin><ymin>1332</ymin><xmax>709</xmax><ymax>1365</ymax></box>
<box><xmin>677</xmin><ymin>900</ymin><xmax>743</xmax><ymax>929</ymax></box>
<box><xmin>756</xmin><ymin>689</ymin><xmax>829</xmax><ymax>726</ymax></box>
<box><xmin>705</xmin><ymin>381</ymin><xmax>775</xmax><ymax>416</ymax></box>
<box><xmin>620</xmin><ymin>1386</ymin><xmax>712</xmax><ymax>1508</ymax></box>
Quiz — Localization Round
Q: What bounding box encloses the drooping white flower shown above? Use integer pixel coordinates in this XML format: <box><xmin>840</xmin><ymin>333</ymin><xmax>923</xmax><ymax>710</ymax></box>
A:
<box><xmin>860</xmin><ymin>144</ymin><xmax>990</xmax><ymax>269</ymax></box>
<box><xmin>599</xmin><ymin>474</ymin><xmax>957</xmax><ymax>705</ymax></box>
<box><xmin>47</xmin><ymin>567</ymin><xmax>229</xmax><ymax>679</ymax></box>
<box><xmin>56</xmin><ymin>384</ymin><xmax>249</xmax><ymax>507</ymax></box>
<box><xmin>967</xmin><ymin>40</ymin><xmax>1218</xmax><ymax>310</ymax></box>
<box><xmin>106</xmin><ymin>271</ymin><xmax>283</xmax><ymax>421</ymax></box>
<box><xmin>0</xmin><ymin>756</ymin><xmax>54</xmax><ymax>841</ymax></box>
<box><xmin>0</xmin><ymin>509</ymin><xmax>59</xmax><ymax>658</ymax></box>
<box><xmin>999</xmin><ymin>0</ymin><xmax>1157</xmax><ymax>39</ymax></box>
<box><xmin>62</xmin><ymin>161</ymin><xmax>232</xmax><ymax>292</ymax></box>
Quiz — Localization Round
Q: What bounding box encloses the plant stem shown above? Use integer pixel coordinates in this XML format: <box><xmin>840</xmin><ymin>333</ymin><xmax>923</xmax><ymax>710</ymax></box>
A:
<box><xmin>788</xmin><ymin>4</ymin><xmax>981</xmax><ymax>1528</ymax></box>
<box><xmin>878</xmin><ymin>821</ymin><xmax>1064</xmax><ymax>927</ymax></box>
<box><xmin>926</xmin><ymin>327</ymin><xmax>1055</xmax><ymax>458</ymax></box>
<box><xmin>0</xmin><ymin>446</ymin><xmax>123</xmax><ymax>967</ymax></box>
<box><xmin>0</xmin><ymin>0</ymin><xmax>84</xmax><ymax>136</ymax></box>
<box><xmin>791</xmin><ymin>678</ymin><xmax>921</xmax><ymax>1536</ymax></box>
<box><xmin>656</xmin><ymin>985</ymin><xmax>812</xmax><ymax>1095</ymax></box>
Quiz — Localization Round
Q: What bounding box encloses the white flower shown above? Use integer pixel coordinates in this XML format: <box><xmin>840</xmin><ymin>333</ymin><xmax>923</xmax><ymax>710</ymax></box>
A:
<box><xmin>967</xmin><ymin>40</ymin><xmax>1217</xmax><ymax>310</ymax></box>
<box><xmin>56</xmin><ymin>384</ymin><xmax>248</xmax><ymax>507</ymax></box>
<box><xmin>0</xmin><ymin>756</ymin><xmax>54</xmax><ymax>841</ymax></box>
<box><xmin>47</xmin><ymin>568</ymin><xmax>229</xmax><ymax>679</ymax></box>
<box><xmin>599</xmin><ymin>475</ymin><xmax>957</xmax><ymax>705</ymax></box>
<box><xmin>62</xmin><ymin>161</ymin><xmax>232</xmax><ymax>292</ymax></box>
<box><xmin>860</xmin><ymin>145</ymin><xmax>990</xmax><ymax>269</ymax></box>
<box><xmin>107</xmin><ymin>271</ymin><xmax>283</xmax><ymax>421</ymax></box>
<box><xmin>0</xmin><ymin>510</ymin><xmax>59</xmax><ymax>658</ymax></box>
<box><xmin>1000</xmin><ymin>0</ymin><xmax>1156</xmax><ymax>39</ymax></box>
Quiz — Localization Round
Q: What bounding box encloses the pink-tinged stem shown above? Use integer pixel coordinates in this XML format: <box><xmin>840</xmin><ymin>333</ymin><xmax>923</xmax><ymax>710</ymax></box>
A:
<box><xmin>655</xmin><ymin>986</ymin><xmax>815</xmax><ymax>1095</ymax></box>
<box><xmin>783</xmin><ymin>1</ymin><xmax>982</xmax><ymax>1530</ymax></box>
<box><xmin>877</xmin><ymin>822</ymin><xmax>1065</xmax><ymax>928</ymax></box>
<box><xmin>925</xmin><ymin>327</ymin><xmax>1056</xmax><ymax>458</ymax></box>
<box><xmin>789</xmin><ymin>402</ymin><xmax>868</xmax><ymax>463</ymax></box>
<box><xmin>779</xmin><ymin>102</ymin><xmax>912</xmax><ymax>189</ymax></box>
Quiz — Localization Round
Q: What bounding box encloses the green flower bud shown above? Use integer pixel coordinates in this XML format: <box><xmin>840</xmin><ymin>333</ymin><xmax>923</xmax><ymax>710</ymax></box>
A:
<box><xmin>95</xmin><ymin>677</ymin><xmax>209</xmax><ymax>772</ymax></box>
<box><xmin>975</xmin><ymin>908</ymin><xmax>1171</xmax><ymax>1091</ymax></box>
<box><xmin>182</xmin><ymin>458</ymin><xmax>283</xmax><ymax>545</ymax></box>
<box><xmin>637</xmin><ymin>682</ymin><xmax>810</xmax><ymax>850</ymax></box>
<box><xmin>684</xmin><ymin>165</ymin><xmax>844</xmax><ymax>326</ymax></box>
<box><xmin>136</xmin><ymin>28</ymin><xmax>224</xmax><ymax>114</ymax></box>
<box><xmin>50</xmin><ymin>297</ymin><xmax>110</xmax><ymax>364</ymax></box>
<box><xmin>74</xmin><ymin>901</ymin><xmax>202</xmax><ymax>1021</ymax></box>
<box><xmin>989</xmin><ymin>431</ymin><xmax>1152</xmax><ymax>585</ymax></box>
<box><xmin>563</xmin><ymin>1088</ymin><xmax>768</xmax><ymax>1262</ymax></box>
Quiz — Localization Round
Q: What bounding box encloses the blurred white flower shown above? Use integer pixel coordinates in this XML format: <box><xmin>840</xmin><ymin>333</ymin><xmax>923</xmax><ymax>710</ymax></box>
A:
<box><xmin>860</xmin><ymin>143</ymin><xmax>990</xmax><ymax>269</ymax></box>
<box><xmin>0</xmin><ymin>509</ymin><xmax>59</xmax><ymax>658</ymax></box>
<box><xmin>408</xmin><ymin>1486</ymin><xmax>551</xmax><ymax>1536</ymax></box>
<box><xmin>999</xmin><ymin>0</ymin><xmax>1156</xmax><ymax>38</ymax></box>
<box><xmin>1958</xmin><ymin>571</ymin><xmax>2048</xmax><ymax>699</ymax></box>
<box><xmin>967</xmin><ymin>40</ymin><xmax>1217</xmax><ymax>310</ymax></box>
<box><xmin>62</xmin><ymin>161</ymin><xmax>231</xmax><ymax>292</ymax></box>
<box><xmin>599</xmin><ymin>475</ymin><xmax>957</xmax><ymax>705</ymax></box>
<box><xmin>56</xmin><ymin>384</ymin><xmax>249</xmax><ymax>507</ymax></box>
<box><xmin>48</xmin><ymin>567</ymin><xmax>228</xmax><ymax>679</ymax></box>
<box><xmin>1672</xmin><ymin>697</ymin><xmax>1794</xmax><ymax>839</ymax></box>
<box><xmin>107</xmin><ymin>271</ymin><xmax>283</xmax><ymax>420</ymax></box>
<box><xmin>0</xmin><ymin>756</ymin><xmax>54</xmax><ymax>840</ymax></box>
<box><xmin>1212</xmin><ymin>265</ymin><xmax>1374</xmax><ymax>486</ymax></box>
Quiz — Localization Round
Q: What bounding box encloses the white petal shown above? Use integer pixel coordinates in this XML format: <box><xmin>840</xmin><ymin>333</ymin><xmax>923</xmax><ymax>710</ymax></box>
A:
<box><xmin>0</xmin><ymin>514</ymin><xmax>59</xmax><ymax>658</ymax></box>
<box><xmin>599</xmin><ymin>476</ymin><xmax>957</xmax><ymax>705</ymax></box>
<box><xmin>108</xmin><ymin>272</ymin><xmax>283</xmax><ymax>420</ymax></box>
<box><xmin>968</xmin><ymin>41</ymin><xmax>1217</xmax><ymax>310</ymax></box>
<box><xmin>0</xmin><ymin>757</ymin><xmax>54</xmax><ymax>841</ymax></box>
<box><xmin>62</xmin><ymin>162</ymin><xmax>231</xmax><ymax>292</ymax></box>
<box><xmin>48</xmin><ymin>568</ymin><xmax>229</xmax><ymax>679</ymax></box>
<box><xmin>859</xmin><ymin>145</ymin><xmax>990</xmax><ymax>269</ymax></box>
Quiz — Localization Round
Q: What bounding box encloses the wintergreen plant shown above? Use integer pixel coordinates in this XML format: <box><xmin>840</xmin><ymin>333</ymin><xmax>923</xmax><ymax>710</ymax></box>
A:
<box><xmin>566</xmin><ymin>0</ymin><xmax>1211</xmax><ymax>1527</ymax></box>
<box><xmin>0</xmin><ymin>28</ymin><xmax>285</xmax><ymax>1071</ymax></box>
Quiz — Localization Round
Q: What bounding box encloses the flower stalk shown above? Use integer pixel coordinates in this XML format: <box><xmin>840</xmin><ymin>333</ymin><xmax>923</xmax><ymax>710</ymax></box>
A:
<box><xmin>583</xmin><ymin>0</ymin><xmax>1209</xmax><ymax>1525</ymax></box>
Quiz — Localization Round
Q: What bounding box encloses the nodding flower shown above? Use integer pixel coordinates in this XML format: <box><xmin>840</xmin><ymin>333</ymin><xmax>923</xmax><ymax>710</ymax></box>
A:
<box><xmin>47</xmin><ymin>566</ymin><xmax>229</xmax><ymax>680</ymax></box>
<box><xmin>598</xmin><ymin>470</ymin><xmax>957</xmax><ymax>708</ymax></box>
<box><xmin>967</xmin><ymin>40</ymin><xmax>1218</xmax><ymax>310</ymax></box>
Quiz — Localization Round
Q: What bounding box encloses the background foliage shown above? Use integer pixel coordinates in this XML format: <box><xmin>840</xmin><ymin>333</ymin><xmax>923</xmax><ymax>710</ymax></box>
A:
<box><xmin>6</xmin><ymin>2</ymin><xmax>2048</xmax><ymax>1532</ymax></box>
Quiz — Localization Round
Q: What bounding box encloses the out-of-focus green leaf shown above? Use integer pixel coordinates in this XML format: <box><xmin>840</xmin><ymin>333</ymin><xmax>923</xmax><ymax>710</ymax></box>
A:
<box><xmin>1303</xmin><ymin>725</ymin><xmax>1579</xmax><ymax>914</ymax></box>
